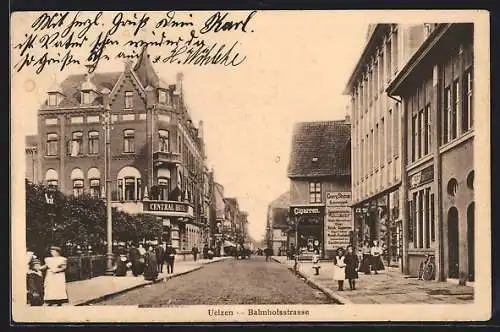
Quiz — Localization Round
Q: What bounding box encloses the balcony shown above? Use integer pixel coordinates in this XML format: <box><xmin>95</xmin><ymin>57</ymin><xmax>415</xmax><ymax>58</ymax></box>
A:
<box><xmin>153</xmin><ymin>151</ymin><xmax>182</xmax><ymax>167</ymax></box>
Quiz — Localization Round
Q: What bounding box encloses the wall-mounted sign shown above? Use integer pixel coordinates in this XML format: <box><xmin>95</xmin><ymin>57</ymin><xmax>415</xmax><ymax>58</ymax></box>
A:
<box><xmin>143</xmin><ymin>201</ymin><xmax>189</xmax><ymax>213</ymax></box>
<box><xmin>325</xmin><ymin>192</ymin><xmax>352</xmax><ymax>251</ymax></box>
<box><xmin>289</xmin><ymin>205</ymin><xmax>325</xmax><ymax>217</ymax></box>
<box><xmin>409</xmin><ymin>165</ymin><xmax>434</xmax><ymax>189</ymax></box>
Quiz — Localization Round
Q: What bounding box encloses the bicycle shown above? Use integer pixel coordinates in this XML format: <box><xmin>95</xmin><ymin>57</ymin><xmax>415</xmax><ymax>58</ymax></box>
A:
<box><xmin>417</xmin><ymin>254</ymin><xmax>435</xmax><ymax>281</ymax></box>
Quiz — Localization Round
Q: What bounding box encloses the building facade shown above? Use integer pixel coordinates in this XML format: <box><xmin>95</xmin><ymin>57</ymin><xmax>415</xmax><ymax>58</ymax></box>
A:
<box><xmin>344</xmin><ymin>24</ymin><xmax>428</xmax><ymax>269</ymax></box>
<box><xmin>387</xmin><ymin>23</ymin><xmax>475</xmax><ymax>281</ymax></box>
<box><xmin>287</xmin><ymin>119</ymin><xmax>351</xmax><ymax>259</ymax></box>
<box><xmin>266</xmin><ymin>191</ymin><xmax>290</xmax><ymax>255</ymax></box>
<box><xmin>33</xmin><ymin>48</ymin><xmax>208</xmax><ymax>253</ymax></box>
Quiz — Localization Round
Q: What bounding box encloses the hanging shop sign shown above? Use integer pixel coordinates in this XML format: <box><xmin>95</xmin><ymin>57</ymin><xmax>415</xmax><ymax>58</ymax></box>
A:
<box><xmin>289</xmin><ymin>205</ymin><xmax>325</xmax><ymax>217</ymax></box>
<box><xmin>409</xmin><ymin>165</ymin><xmax>434</xmax><ymax>189</ymax></box>
<box><xmin>325</xmin><ymin>192</ymin><xmax>352</xmax><ymax>251</ymax></box>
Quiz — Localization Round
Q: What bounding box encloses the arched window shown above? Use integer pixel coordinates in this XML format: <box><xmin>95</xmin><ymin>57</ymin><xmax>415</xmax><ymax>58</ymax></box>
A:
<box><xmin>45</xmin><ymin>169</ymin><xmax>58</xmax><ymax>188</ymax></box>
<box><xmin>159</xmin><ymin>129</ymin><xmax>170</xmax><ymax>152</ymax></box>
<box><xmin>117</xmin><ymin>166</ymin><xmax>141</xmax><ymax>201</ymax></box>
<box><xmin>123</xmin><ymin>129</ymin><xmax>135</xmax><ymax>153</ymax></box>
<box><xmin>46</xmin><ymin>133</ymin><xmax>58</xmax><ymax>156</ymax></box>
<box><xmin>88</xmin><ymin>131</ymin><xmax>99</xmax><ymax>155</ymax></box>
<box><xmin>88</xmin><ymin>167</ymin><xmax>101</xmax><ymax>198</ymax></box>
<box><xmin>71</xmin><ymin>168</ymin><xmax>84</xmax><ymax>197</ymax></box>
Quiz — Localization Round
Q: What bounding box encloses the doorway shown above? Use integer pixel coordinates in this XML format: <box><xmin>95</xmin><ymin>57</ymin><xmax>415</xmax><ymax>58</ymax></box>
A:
<box><xmin>467</xmin><ymin>202</ymin><xmax>475</xmax><ymax>281</ymax></box>
<box><xmin>447</xmin><ymin>207</ymin><xmax>459</xmax><ymax>278</ymax></box>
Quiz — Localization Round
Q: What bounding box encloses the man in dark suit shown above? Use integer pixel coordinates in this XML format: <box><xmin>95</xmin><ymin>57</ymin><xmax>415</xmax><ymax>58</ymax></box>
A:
<box><xmin>155</xmin><ymin>242</ymin><xmax>166</xmax><ymax>273</ymax></box>
<box><xmin>165</xmin><ymin>244</ymin><xmax>177</xmax><ymax>274</ymax></box>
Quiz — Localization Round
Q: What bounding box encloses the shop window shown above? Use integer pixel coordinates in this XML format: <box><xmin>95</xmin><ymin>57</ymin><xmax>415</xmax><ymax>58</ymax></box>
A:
<box><xmin>123</xmin><ymin>129</ymin><xmax>135</xmax><ymax>153</ymax></box>
<box><xmin>46</xmin><ymin>133</ymin><xmax>58</xmax><ymax>156</ymax></box>
<box><xmin>447</xmin><ymin>178</ymin><xmax>458</xmax><ymax>196</ymax></box>
<box><xmin>467</xmin><ymin>171</ymin><xmax>474</xmax><ymax>190</ymax></box>
<box><xmin>125</xmin><ymin>91</ymin><xmax>133</xmax><ymax>109</ymax></box>
<box><xmin>88</xmin><ymin>131</ymin><xmax>99</xmax><ymax>155</ymax></box>
<box><xmin>309</xmin><ymin>182</ymin><xmax>321</xmax><ymax>203</ymax></box>
<box><xmin>159</xmin><ymin>129</ymin><xmax>170</xmax><ymax>152</ymax></box>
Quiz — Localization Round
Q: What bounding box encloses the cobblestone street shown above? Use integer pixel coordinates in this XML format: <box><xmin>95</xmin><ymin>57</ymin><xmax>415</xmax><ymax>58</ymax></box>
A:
<box><xmin>96</xmin><ymin>256</ymin><xmax>336</xmax><ymax>306</ymax></box>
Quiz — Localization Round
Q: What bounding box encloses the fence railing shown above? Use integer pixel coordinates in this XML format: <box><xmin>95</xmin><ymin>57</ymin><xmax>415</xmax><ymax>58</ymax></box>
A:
<box><xmin>65</xmin><ymin>255</ymin><xmax>109</xmax><ymax>282</ymax></box>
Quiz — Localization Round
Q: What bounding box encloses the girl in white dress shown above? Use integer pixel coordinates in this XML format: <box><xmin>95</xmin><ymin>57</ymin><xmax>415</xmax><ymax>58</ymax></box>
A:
<box><xmin>333</xmin><ymin>247</ymin><xmax>346</xmax><ymax>291</ymax></box>
<box><xmin>40</xmin><ymin>246</ymin><xmax>68</xmax><ymax>306</ymax></box>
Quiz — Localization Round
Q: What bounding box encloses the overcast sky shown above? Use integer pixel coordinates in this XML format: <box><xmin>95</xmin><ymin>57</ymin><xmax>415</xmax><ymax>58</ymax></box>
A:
<box><xmin>11</xmin><ymin>11</ymin><xmax>370</xmax><ymax>241</ymax></box>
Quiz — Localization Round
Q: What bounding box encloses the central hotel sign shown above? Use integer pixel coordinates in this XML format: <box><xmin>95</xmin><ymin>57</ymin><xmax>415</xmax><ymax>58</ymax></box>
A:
<box><xmin>143</xmin><ymin>201</ymin><xmax>189</xmax><ymax>213</ymax></box>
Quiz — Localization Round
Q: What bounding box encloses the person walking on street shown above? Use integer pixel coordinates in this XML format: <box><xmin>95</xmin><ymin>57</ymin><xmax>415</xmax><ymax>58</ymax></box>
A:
<box><xmin>359</xmin><ymin>240</ymin><xmax>372</xmax><ymax>275</ymax></box>
<box><xmin>129</xmin><ymin>243</ymin><xmax>144</xmax><ymax>276</ymax></box>
<box><xmin>312</xmin><ymin>249</ymin><xmax>321</xmax><ymax>275</ymax></box>
<box><xmin>40</xmin><ymin>246</ymin><xmax>68</xmax><ymax>306</ymax></box>
<box><xmin>265</xmin><ymin>247</ymin><xmax>272</xmax><ymax>262</ymax></box>
<box><xmin>344</xmin><ymin>245</ymin><xmax>359</xmax><ymax>290</ymax></box>
<box><xmin>370</xmin><ymin>240</ymin><xmax>385</xmax><ymax>274</ymax></box>
<box><xmin>165</xmin><ymin>243</ymin><xmax>176</xmax><ymax>274</ymax></box>
<box><xmin>203</xmin><ymin>244</ymin><xmax>209</xmax><ymax>259</ymax></box>
<box><xmin>155</xmin><ymin>242</ymin><xmax>165</xmax><ymax>273</ymax></box>
<box><xmin>333</xmin><ymin>247</ymin><xmax>346</xmax><ymax>291</ymax></box>
<box><xmin>143</xmin><ymin>246</ymin><xmax>159</xmax><ymax>281</ymax></box>
<box><xmin>191</xmin><ymin>246</ymin><xmax>199</xmax><ymax>262</ymax></box>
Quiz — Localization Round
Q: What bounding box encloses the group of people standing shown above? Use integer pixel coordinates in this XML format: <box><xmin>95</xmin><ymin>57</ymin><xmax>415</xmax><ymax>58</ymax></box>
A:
<box><xmin>330</xmin><ymin>240</ymin><xmax>386</xmax><ymax>292</ymax></box>
<box><xmin>127</xmin><ymin>242</ymin><xmax>177</xmax><ymax>280</ymax></box>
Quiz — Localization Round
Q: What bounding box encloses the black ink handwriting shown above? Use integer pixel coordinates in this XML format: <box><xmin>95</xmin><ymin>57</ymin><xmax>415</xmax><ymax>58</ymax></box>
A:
<box><xmin>108</xmin><ymin>12</ymin><xmax>150</xmax><ymax>37</ymax></box>
<box><xmin>200</xmin><ymin>11</ymin><xmax>257</xmax><ymax>34</ymax></box>
<box><xmin>14</xmin><ymin>50</ymin><xmax>80</xmax><ymax>74</ymax></box>
<box><xmin>155</xmin><ymin>11</ymin><xmax>194</xmax><ymax>29</ymax></box>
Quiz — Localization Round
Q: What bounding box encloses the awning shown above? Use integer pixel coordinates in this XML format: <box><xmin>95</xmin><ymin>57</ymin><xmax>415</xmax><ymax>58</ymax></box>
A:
<box><xmin>223</xmin><ymin>240</ymin><xmax>237</xmax><ymax>247</ymax></box>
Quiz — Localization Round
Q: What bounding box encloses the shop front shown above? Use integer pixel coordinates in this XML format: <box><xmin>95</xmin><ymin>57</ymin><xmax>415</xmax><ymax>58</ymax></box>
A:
<box><xmin>289</xmin><ymin>205</ymin><xmax>325</xmax><ymax>259</ymax></box>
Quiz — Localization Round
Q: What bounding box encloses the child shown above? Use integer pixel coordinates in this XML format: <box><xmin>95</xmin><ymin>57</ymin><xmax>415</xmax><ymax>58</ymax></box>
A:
<box><xmin>333</xmin><ymin>247</ymin><xmax>346</xmax><ymax>291</ymax></box>
<box><xmin>312</xmin><ymin>249</ymin><xmax>320</xmax><ymax>275</ymax></box>
<box><xmin>344</xmin><ymin>245</ymin><xmax>360</xmax><ymax>290</ymax></box>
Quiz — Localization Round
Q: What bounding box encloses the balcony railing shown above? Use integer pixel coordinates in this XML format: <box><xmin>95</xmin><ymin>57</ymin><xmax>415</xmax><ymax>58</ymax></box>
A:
<box><xmin>153</xmin><ymin>151</ymin><xmax>182</xmax><ymax>166</ymax></box>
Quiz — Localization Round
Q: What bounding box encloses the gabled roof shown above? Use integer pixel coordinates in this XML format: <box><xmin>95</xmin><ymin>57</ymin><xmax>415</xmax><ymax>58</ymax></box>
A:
<box><xmin>133</xmin><ymin>46</ymin><xmax>161</xmax><ymax>89</ymax></box>
<box><xmin>268</xmin><ymin>191</ymin><xmax>290</xmax><ymax>210</ymax></box>
<box><xmin>287</xmin><ymin>120</ymin><xmax>351</xmax><ymax>178</ymax></box>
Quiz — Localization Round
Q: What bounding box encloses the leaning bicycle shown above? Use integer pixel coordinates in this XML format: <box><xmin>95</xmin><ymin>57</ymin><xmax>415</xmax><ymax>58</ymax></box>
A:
<box><xmin>417</xmin><ymin>254</ymin><xmax>435</xmax><ymax>281</ymax></box>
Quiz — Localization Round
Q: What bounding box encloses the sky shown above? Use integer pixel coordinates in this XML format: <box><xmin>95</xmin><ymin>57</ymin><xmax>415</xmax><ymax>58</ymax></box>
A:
<box><xmin>11</xmin><ymin>11</ymin><xmax>369</xmax><ymax>241</ymax></box>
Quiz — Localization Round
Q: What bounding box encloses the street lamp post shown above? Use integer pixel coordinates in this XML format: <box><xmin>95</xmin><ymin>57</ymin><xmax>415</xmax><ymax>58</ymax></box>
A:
<box><xmin>102</xmin><ymin>105</ymin><xmax>114</xmax><ymax>275</ymax></box>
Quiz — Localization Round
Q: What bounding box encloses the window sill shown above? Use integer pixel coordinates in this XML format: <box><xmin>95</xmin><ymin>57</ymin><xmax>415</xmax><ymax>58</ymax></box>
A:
<box><xmin>406</xmin><ymin>154</ymin><xmax>433</xmax><ymax>171</ymax></box>
<box><xmin>439</xmin><ymin>130</ymin><xmax>474</xmax><ymax>155</ymax></box>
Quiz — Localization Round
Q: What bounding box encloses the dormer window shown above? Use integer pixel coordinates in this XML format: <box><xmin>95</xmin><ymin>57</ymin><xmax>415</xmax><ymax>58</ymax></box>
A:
<box><xmin>125</xmin><ymin>91</ymin><xmax>133</xmax><ymax>109</ymax></box>
<box><xmin>48</xmin><ymin>94</ymin><xmax>58</xmax><ymax>106</ymax></box>
<box><xmin>82</xmin><ymin>91</ymin><xmax>91</xmax><ymax>105</ymax></box>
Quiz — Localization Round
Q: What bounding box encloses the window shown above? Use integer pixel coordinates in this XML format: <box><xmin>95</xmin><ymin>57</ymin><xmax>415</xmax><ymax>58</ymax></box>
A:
<box><xmin>411</xmin><ymin>115</ymin><xmax>417</xmax><ymax>162</ymax></box>
<box><xmin>88</xmin><ymin>168</ymin><xmax>101</xmax><ymax>198</ymax></box>
<box><xmin>430</xmin><ymin>193</ymin><xmax>435</xmax><ymax>242</ymax></box>
<box><xmin>462</xmin><ymin>68</ymin><xmax>473</xmax><ymax>131</ymax></box>
<box><xmin>424</xmin><ymin>105</ymin><xmax>431</xmax><ymax>155</ymax></box>
<box><xmin>159</xmin><ymin>90</ymin><xmax>168</xmax><ymax>104</ymax></box>
<box><xmin>46</xmin><ymin>133</ymin><xmax>58</xmax><ymax>156</ymax></box>
<box><xmin>159</xmin><ymin>130</ymin><xmax>170</xmax><ymax>152</ymax></box>
<box><xmin>447</xmin><ymin>178</ymin><xmax>458</xmax><ymax>196</ymax></box>
<box><xmin>48</xmin><ymin>94</ymin><xmax>57</xmax><ymax>106</ymax></box>
<box><xmin>158</xmin><ymin>177</ymin><xmax>170</xmax><ymax>200</ymax></box>
<box><xmin>392</xmin><ymin>27</ymin><xmax>398</xmax><ymax>73</ymax></box>
<box><xmin>451</xmin><ymin>79</ymin><xmax>460</xmax><ymax>140</ymax></box>
<box><xmin>45</xmin><ymin>169</ymin><xmax>58</xmax><ymax>189</ymax></box>
<box><xmin>88</xmin><ymin>131</ymin><xmax>99</xmax><ymax>154</ymax></box>
<box><xmin>125</xmin><ymin>91</ymin><xmax>133</xmax><ymax>109</ymax></box>
<box><xmin>309</xmin><ymin>182</ymin><xmax>321</xmax><ymax>203</ymax></box>
<box><xmin>69</xmin><ymin>131</ymin><xmax>83</xmax><ymax>156</ymax></box>
<box><xmin>411</xmin><ymin>188</ymin><xmax>434</xmax><ymax>249</ymax></box>
<box><xmin>386</xmin><ymin>37</ymin><xmax>392</xmax><ymax>81</ymax></box>
<box><xmin>123</xmin><ymin>129</ymin><xmax>135</xmax><ymax>153</ymax></box>
<box><xmin>82</xmin><ymin>92</ymin><xmax>91</xmax><ymax>105</ymax></box>
<box><xmin>467</xmin><ymin>170</ymin><xmax>474</xmax><ymax>190</ymax></box>
<box><xmin>418</xmin><ymin>110</ymin><xmax>423</xmax><ymax>159</ymax></box>
<box><xmin>117</xmin><ymin>166</ymin><xmax>141</xmax><ymax>201</ymax></box>
<box><xmin>443</xmin><ymin>86</ymin><xmax>450</xmax><ymax>144</ymax></box>
<box><xmin>73</xmin><ymin>179</ymin><xmax>84</xmax><ymax>197</ymax></box>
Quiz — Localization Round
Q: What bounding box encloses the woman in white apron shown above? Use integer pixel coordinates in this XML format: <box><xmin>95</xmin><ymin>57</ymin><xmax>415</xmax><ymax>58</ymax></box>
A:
<box><xmin>333</xmin><ymin>247</ymin><xmax>346</xmax><ymax>291</ymax></box>
<box><xmin>41</xmin><ymin>246</ymin><xmax>68</xmax><ymax>306</ymax></box>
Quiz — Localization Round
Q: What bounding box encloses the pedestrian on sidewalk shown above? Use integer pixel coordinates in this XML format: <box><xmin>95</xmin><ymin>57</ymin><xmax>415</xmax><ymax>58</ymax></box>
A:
<box><xmin>312</xmin><ymin>249</ymin><xmax>321</xmax><ymax>275</ymax></box>
<box><xmin>40</xmin><ymin>246</ymin><xmax>68</xmax><ymax>306</ymax></box>
<box><xmin>165</xmin><ymin>243</ymin><xmax>177</xmax><ymax>274</ymax></box>
<box><xmin>360</xmin><ymin>241</ymin><xmax>372</xmax><ymax>275</ymax></box>
<box><xmin>344</xmin><ymin>245</ymin><xmax>359</xmax><ymax>290</ymax></box>
<box><xmin>26</xmin><ymin>250</ymin><xmax>44</xmax><ymax>306</ymax></box>
<box><xmin>192</xmin><ymin>246</ymin><xmax>199</xmax><ymax>262</ymax></box>
<box><xmin>144</xmin><ymin>246</ymin><xmax>159</xmax><ymax>281</ymax></box>
<box><xmin>370</xmin><ymin>240</ymin><xmax>385</xmax><ymax>274</ymax></box>
<box><xmin>129</xmin><ymin>243</ymin><xmax>144</xmax><ymax>276</ymax></box>
<box><xmin>155</xmin><ymin>242</ymin><xmax>165</xmax><ymax>273</ymax></box>
<box><xmin>333</xmin><ymin>247</ymin><xmax>346</xmax><ymax>291</ymax></box>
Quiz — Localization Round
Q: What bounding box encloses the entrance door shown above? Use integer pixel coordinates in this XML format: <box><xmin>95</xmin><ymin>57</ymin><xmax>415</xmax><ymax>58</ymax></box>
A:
<box><xmin>447</xmin><ymin>207</ymin><xmax>459</xmax><ymax>278</ymax></box>
<box><xmin>467</xmin><ymin>202</ymin><xmax>475</xmax><ymax>281</ymax></box>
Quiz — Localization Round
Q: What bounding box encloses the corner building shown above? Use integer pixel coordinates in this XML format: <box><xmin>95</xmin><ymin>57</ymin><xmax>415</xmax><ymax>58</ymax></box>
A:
<box><xmin>344</xmin><ymin>24</ymin><xmax>428</xmax><ymax>269</ymax></box>
<box><xmin>35</xmin><ymin>48</ymin><xmax>208</xmax><ymax>253</ymax></box>
<box><xmin>387</xmin><ymin>24</ymin><xmax>475</xmax><ymax>281</ymax></box>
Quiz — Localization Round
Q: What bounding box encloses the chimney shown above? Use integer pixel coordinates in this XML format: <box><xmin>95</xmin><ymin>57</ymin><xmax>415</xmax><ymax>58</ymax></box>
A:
<box><xmin>198</xmin><ymin>120</ymin><xmax>204</xmax><ymax>139</ymax></box>
<box><xmin>84</xmin><ymin>63</ymin><xmax>94</xmax><ymax>79</ymax></box>
<box><xmin>176</xmin><ymin>72</ymin><xmax>184</xmax><ymax>95</ymax></box>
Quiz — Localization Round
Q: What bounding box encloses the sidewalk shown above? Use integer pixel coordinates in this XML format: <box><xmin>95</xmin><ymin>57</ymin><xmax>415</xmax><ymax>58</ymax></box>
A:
<box><xmin>272</xmin><ymin>256</ymin><xmax>474</xmax><ymax>305</ymax></box>
<box><xmin>68</xmin><ymin>257</ymin><xmax>230</xmax><ymax>306</ymax></box>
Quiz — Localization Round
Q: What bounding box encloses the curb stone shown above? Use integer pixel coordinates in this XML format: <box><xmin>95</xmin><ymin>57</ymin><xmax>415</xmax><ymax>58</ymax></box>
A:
<box><xmin>74</xmin><ymin>258</ymin><xmax>230</xmax><ymax>306</ymax></box>
<box><xmin>271</xmin><ymin>257</ymin><xmax>352</xmax><ymax>305</ymax></box>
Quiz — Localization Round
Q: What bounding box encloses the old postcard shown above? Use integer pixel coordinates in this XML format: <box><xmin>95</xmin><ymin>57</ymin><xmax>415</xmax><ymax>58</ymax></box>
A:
<box><xmin>11</xmin><ymin>10</ymin><xmax>491</xmax><ymax>322</ymax></box>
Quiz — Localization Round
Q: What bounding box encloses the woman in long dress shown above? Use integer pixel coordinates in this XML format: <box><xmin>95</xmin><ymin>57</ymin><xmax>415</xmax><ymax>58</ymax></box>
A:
<box><xmin>332</xmin><ymin>247</ymin><xmax>346</xmax><ymax>291</ymax></box>
<box><xmin>143</xmin><ymin>246</ymin><xmax>159</xmax><ymax>281</ymax></box>
<box><xmin>344</xmin><ymin>245</ymin><xmax>360</xmax><ymax>290</ymax></box>
<box><xmin>359</xmin><ymin>241</ymin><xmax>372</xmax><ymax>274</ymax></box>
<box><xmin>370</xmin><ymin>240</ymin><xmax>385</xmax><ymax>274</ymax></box>
<box><xmin>40</xmin><ymin>246</ymin><xmax>68</xmax><ymax>306</ymax></box>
